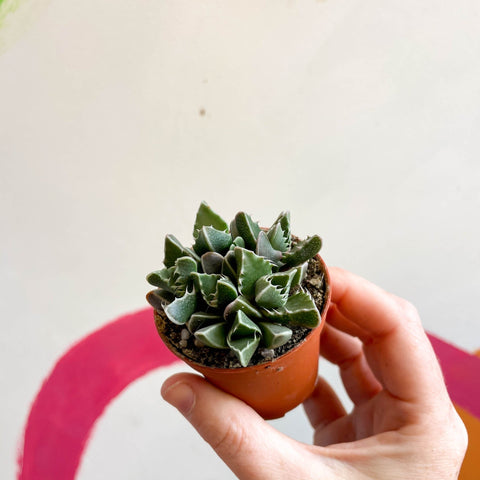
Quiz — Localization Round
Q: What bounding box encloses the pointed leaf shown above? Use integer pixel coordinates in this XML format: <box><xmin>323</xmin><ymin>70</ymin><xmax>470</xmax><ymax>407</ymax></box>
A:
<box><xmin>227</xmin><ymin>311</ymin><xmax>262</xmax><ymax>367</ymax></box>
<box><xmin>282</xmin><ymin>235</ymin><xmax>322</xmax><ymax>268</ymax></box>
<box><xmin>231</xmin><ymin>212</ymin><xmax>261</xmax><ymax>250</ymax></box>
<box><xmin>229</xmin><ymin>310</ymin><xmax>262</xmax><ymax>338</ymax></box>
<box><xmin>195</xmin><ymin>322</ymin><xmax>229</xmax><ymax>349</ymax></box>
<box><xmin>174</xmin><ymin>256</ymin><xmax>198</xmax><ymax>278</ymax></box>
<box><xmin>215</xmin><ymin>277</ymin><xmax>238</xmax><ymax>309</ymax></box>
<box><xmin>222</xmin><ymin>250</ymin><xmax>237</xmax><ymax>281</ymax></box>
<box><xmin>164</xmin><ymin>234</ymin><xmax>189</xmax><ymax>268</ymax></box>
<box><xmin>146</xmin><ymin>288</ymin><xmax>175</xmax><ymax>310</ymax></box>
<box><xmin>193</xmin><ymin>201</ymin><xmax>228</xmax><ymax>238</ymax></box>
<box><xmin>255</xmin><ymin>277</ymin><xmax>287</xmax><ymax>309</ymax></box>
<box><xmin>163</xmin><ymin>287</ymin><xmax>197</xmax><ymax>325</ymax></box>
<box><xmin>191</xmin><ymin>273</ymin><xmax>221</xmax><ymax>306</ymax></box>
<box><xmin>263</xmin><ymin>291</ymin><xmax>320</xmax><ymax>328</ymax></box>
<box><xmin>267</xmin><ymin>211</ymin><xmax>291</xmax><ymax>252</ymax></box>
<box><xmin>193</xmin><ymin>226</ymin><xmax>232</xmax><ymax>256</ymax></box>
<box><xmin>267</xmin><ymin>223</ymin><xmax>288</xmax><ymax>253</ymax></box>
<box><xmin>187</xmin><ymin>312</ymin><xmax>222</xmax><ymax>333</ymax></box>
<box><xmin>258</xmin><ymin>322</ymin><xmax>292</xmax><ymax>349</ymax></box>
<box><xmin>146</xmin><ymin>268</ymin><xmax>174</xmax><ymax>291</ymax></box>
<box><xmin>255</xmin><ymin>231</ymin><xmax>283</xmax><ymax>265</ymax></box>
<box><xmin>290</xmin><ymin>263</ymin><xmax>308</xmax><ymax>287</ymax></box>
<box><xmin>235</xmin><ymin>247</ymin><xmax>272</xmax><ymax>299</ymax></box>
<box><xmin>224</xmin><ymin>295</ymin><xmax>263</xmax><ymax>320</ymax></box>
<box><xmin>201</xmin><ymin>252</ymin><xmax>224</xmax><ymax>274</ymax></box>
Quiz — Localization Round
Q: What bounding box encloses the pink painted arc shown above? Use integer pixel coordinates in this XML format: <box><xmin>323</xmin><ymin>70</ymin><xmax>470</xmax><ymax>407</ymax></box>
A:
<box><xmin>17</xmin><ymin>307</ymin><xmax>178</xmax><ymax>480</ymax></box>
<box><xmin>17</xmin><ymin>307</ymin><xmax>480</xmax><ymax>479</ymax></box>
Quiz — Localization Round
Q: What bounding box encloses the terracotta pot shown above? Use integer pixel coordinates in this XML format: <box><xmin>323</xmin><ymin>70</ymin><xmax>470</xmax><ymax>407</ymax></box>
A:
<box><xmin>154</xmin><ymin>254</ymin><xmax>331</xmax><ymax>420</ymax></box>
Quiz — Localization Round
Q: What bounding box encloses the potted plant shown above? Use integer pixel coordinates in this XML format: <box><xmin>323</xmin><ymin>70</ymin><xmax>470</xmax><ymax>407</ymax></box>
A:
<box><xmin>146</xmin><ymin>202</ymin><xmax>331</xmax><ymax>419</ymax></box>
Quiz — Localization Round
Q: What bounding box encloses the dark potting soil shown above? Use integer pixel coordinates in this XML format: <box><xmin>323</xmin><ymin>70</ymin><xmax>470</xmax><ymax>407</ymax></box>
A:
<box><xmin>154</xmin><ymin>255</ymin><xmax>327</xmax><ymax>369</ymax></box>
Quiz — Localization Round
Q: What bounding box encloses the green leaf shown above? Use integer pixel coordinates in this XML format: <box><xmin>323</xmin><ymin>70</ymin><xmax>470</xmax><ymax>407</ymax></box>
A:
<box><xmin>267</xmin><ymin>211</ymin><xmax>291</xmax><ymax>252</ymax></box>
<box><xmin>290</xmin><ymin>263</ymin><xmax>308</xmax><ymax>288</ymax></box>
<box><xmin>231</xmin><ymin>236</ymin><xmax>245</xmax><ymax>249</ymax></box>
<box><xmin>201</xmin><ymin>252</ymin><xmax>224</xmax><ymax>274</ymax></box>
<box><xmin>163</xmin><ymin>287</ymin><xmax>197</xmax><ymax>325</ymax></box>
<box><xmin>262</xmin><ymin>291</ymin><xmax>320</xmax><ymax>328</ymax></box>
<box><xmin>195</xmin><ymin>322</ymin><xmax>229</xmax><ymax>349</ymax></box>
<box><xmin>222</xmin><ymin>250</ymin><xmax>237</xmax><ymax>281</ymax></box>
<box><xmin>224</xmin><ymin>295</ymin><xmax>263</xmax><ymax>321</ymax></box>
<box><xmin>235</xmin><ymin>247</ymin><xmax>272</xmax><ymax>299</ymax></box>
<box><xmin>174</xmin><ymin>256</ymin><xmax>198</xmax><ymax>278</ymax></box>
<box><xmin>227</xmin><ymin>311</ymin><xmax>262</xmax><ymax>367</ymax></box>
<box><xmin>214</xmin><ymin>277</ymin><xmax>238</xmax><ymax>309</ymax></box>
<box><xmin>146</xmin><ymin>268</ymin><xmax>174</xmax><ymax>291</ymax></box>
<box><xmin>255</xmin><ymin>231</ymin><xmax>283</xmax><ymax>266</ymax></box>
<box><xmin>231</xmin><ymin>212</ymin><xmax>261</xmax><ymax>250</ymax></box>
<box><xmin>193</xmin><ymin>201</ymin><xmax>229</xmax><ymax>238</ymax></box>
<box><xmin>187</xmin><ymin>312</ymin><xmax>222</xmax><ymax>333</ymax></box>
<box><xmin>258</xmin><ymin>322</ymin><xmax>292</xmax><ymax>349</ymax></box>
<box><xmin>282</xmin><ymin>235</ymin><xmax>322</xmax><ymax>268</ymax></box>
<box><xmin>191</xmin><ymin>273</ymin><xmax>221</xmax><ymax>306</ymax></box>
<box><xmin>254</xmin><ymin>276</ymin><xmax>288</xmax><ymax>309</ymax></box>
<box><xmin>164</xmin><ymin>234</ymin><xmax>189</xmax><ymax>268</ymax></box>
<box><xmin>146</xmin><ymin>288</ymin><xmax>175</xmax><ymax>310</ymax></box>
<box><xmin>193</xmin><ymin>226</ymin><xmax>232</xmax><ymax>256</ymax></box>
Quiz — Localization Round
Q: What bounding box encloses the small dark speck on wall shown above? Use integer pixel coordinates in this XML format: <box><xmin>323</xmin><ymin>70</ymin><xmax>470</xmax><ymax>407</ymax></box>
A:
<box><xmin>199</xmin><ymin>108</ymin><xmax>206</xmax><ymax>117</ymax></box>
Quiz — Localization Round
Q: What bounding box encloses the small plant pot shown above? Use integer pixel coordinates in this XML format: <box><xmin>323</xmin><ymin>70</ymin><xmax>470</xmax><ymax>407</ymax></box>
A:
<box><xmin>154</xmin><ymin>254</ymin><xmax>331</xmax><ymax>420</ymax></box>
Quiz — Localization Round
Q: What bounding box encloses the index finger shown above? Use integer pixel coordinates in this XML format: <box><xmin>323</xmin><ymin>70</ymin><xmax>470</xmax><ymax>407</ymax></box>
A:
<box><xmin>326</xmin><ymin>267</ymin><xmax>448</xmax><ymax>405</ymax></box>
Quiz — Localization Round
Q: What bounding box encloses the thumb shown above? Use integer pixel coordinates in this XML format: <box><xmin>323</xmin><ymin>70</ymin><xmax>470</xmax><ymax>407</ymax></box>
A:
<box><xmin>161</xmin><ymin>372</ymin><xmax>303</xmax><ymax>480</ymax></box>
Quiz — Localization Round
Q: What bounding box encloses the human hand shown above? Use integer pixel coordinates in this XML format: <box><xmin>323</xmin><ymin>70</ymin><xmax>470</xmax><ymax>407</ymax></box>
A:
<box><xmin>161</xmin><ymin>267</ymin><xmax>467</xmax><ymax>479</ymax></box>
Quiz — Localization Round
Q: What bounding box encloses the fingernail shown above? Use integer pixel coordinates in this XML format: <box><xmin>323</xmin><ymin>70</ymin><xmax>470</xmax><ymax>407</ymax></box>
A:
<box><xmin>162</xmin><ymin>381</ymin><xmax>195</xmax><ymax>416</ymax></box>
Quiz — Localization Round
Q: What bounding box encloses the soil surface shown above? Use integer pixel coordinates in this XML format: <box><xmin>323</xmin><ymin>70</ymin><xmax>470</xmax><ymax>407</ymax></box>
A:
<box><xmin>154</xmin><ymin>255</ymin><xmax>327</xmax><ymax>368</ymax></box>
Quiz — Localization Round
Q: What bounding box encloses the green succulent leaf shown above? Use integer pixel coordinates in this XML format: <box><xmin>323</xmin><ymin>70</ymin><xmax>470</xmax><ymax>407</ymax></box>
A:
<box><xmin>282</xmin><ymin>235</ymin><xmax>322</xmax><ymax>268</ymax></box>
<box><xmin>258</xmin><ymin>322</ymin><xmax>292</xmax><ymax>349</ymax></box>
<box><xmin>224</xmin><ymin>295</ymin><xmax>263</xmax><ymax>321</ymax></box>
<box><xmin>191</xmin><ymin>273</ymin><xmax>221</xmax><ymax>306</ymax></box>
<box><xmin>290</xmin><ymin>263</ymin><xmax>308</xmax><ymax>288</ymax></box>
<box><xmin>254</xmin><ymin>270</ymin><xmax>295</xmax><ymax>309</ymax></box>
<box><xmin>214</xmin><ymin>277</ymin><xmax>238</xmax><ymax>309</ymax></box>
<box><xmin>267</xmin><ymin>211</ymin><xmax>291</xmax><ymax>252</ymax></box>
<box><xmin>163</xmin><ymin>287</ymin><xmax>197</xmax><ymax>325</ymax></box>
<box><xmin>201</xmin><ymin>252</ymin><xmax>224</xmax><ymax>274</ymax></box>
<box><xmin>164</xmin><ymin>235</ymin><xmax>191</xmax><ymax>268</ymax></box>
<box><xmin>193</xmin><ymin>226</ymin><xmax>233</xmax><ymax>256</ymax></box>
<box><xmin>227</xmin><ymin>311</ymin><xmax>262</xmax><ymax>367</ymax></box>
<box><xmin>235</xmin><ymin>247</ymin><xmax>272</xmax><ymax>299</ymax></box>
<box><xmin>263</xmin><ymin>290</ymin><xmax>320</xmax><ymax>328</ymax></box>
<box><xmin>146</xmin><ymin>268</ymin><xmax>174</xmax><ymax>291</ymax></box>
<box><xmin>195</xmin><ymin>322</ymin><xmax>229</xmax><ymax>349</ymax></box>
<box><xmin>193</xmin><ymin>201</ymin><xmax>229</xmax><ymax>238</ymax></box>
<box><xmin>174</xmin><ymin>256</ymin><xmax>198</xmax><ymax>278</ymax></box>
<box><xmin>255</xmin><ymin>231</ymin><xmax>283</xmax><ymax>266</ymax></box>
<box><xmin>230</xmin><ymin>212</ymin><xmax>261</xmax><ymax>250</ymax></box>
<box><xmin>146</xmin><ymin>288</ymin><xmax>175</xmax><ymax>310</ymax></box>
<box><xmin>222</xmin><ymin>250</ymin><xmax>237</xmax><ymax>281</ymax></box>
<box><xmin>231</xmin><ymin>236</ymin><xmax>245</xmax><ymax>249</ymax></box>
<box><xmin>187</xmin><ymin>312</ymin><xmax>223</xmax><ymax>333</ymax></box>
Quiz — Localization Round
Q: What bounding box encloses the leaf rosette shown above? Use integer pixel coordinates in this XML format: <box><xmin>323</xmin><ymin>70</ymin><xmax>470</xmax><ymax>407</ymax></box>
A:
<box><xmin>147</xmin><ymin>202</ymin><xmax>323</xmax><ymax>367</ymax></box>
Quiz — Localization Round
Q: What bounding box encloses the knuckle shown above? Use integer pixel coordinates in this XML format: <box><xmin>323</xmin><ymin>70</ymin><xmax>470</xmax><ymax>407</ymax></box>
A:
<box><xmin>210</xmin><ymin>419</ymin><xmax>248</xmax><ymax>457</ymax></box>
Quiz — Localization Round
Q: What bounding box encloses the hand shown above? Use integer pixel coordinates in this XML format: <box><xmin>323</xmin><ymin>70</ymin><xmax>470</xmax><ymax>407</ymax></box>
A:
<box><xmin>161</xmin><ymin>267</ymin><xmax>467</xmax><ymax>479</ymax></box>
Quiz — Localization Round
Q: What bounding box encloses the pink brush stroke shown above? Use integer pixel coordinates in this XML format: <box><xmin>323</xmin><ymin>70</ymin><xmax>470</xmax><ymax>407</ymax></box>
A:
<box><xmin>17</xmin><ymin>307</ymin><xmax>178</xmax><ymax>480</ymax></box>
<box><xmin>17</xmin><ymin>307</ymin><xmax>480</xmax><ymax>479</ymax></box>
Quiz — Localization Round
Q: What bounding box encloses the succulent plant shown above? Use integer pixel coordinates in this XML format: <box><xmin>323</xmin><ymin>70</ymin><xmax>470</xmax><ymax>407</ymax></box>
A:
<box><xmin>146</xmin><ymin>202</ymin><xmax>323</xmax><ymax>367</ymax></box>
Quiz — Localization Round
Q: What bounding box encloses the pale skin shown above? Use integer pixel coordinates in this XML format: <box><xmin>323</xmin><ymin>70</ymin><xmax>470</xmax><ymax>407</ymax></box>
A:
<box><xmin>161</xmin><ymin>267</ymin><xmax>468</xmax><ymax>479</ymax></box>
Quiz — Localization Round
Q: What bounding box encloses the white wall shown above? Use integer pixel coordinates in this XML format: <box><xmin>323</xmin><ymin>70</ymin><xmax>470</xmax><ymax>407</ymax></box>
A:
<box><xmin>1</xmin><ymin>0</ymin><xmax>479</xmax><ymax>478</ymax></box>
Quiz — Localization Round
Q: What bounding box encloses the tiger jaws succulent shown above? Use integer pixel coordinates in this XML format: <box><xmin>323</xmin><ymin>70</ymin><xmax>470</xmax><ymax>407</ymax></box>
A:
<box><xmin>146</xmin><ymin>202</ymin><xmax>324</xmax><ymax>368</ymax></box>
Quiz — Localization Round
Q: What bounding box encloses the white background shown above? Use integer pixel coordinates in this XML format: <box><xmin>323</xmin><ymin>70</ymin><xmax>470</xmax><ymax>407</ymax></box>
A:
<box><xmin>1</xmin><ymin>0</ymin><xmax>479</xmax><ymax>478</ymax></box>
